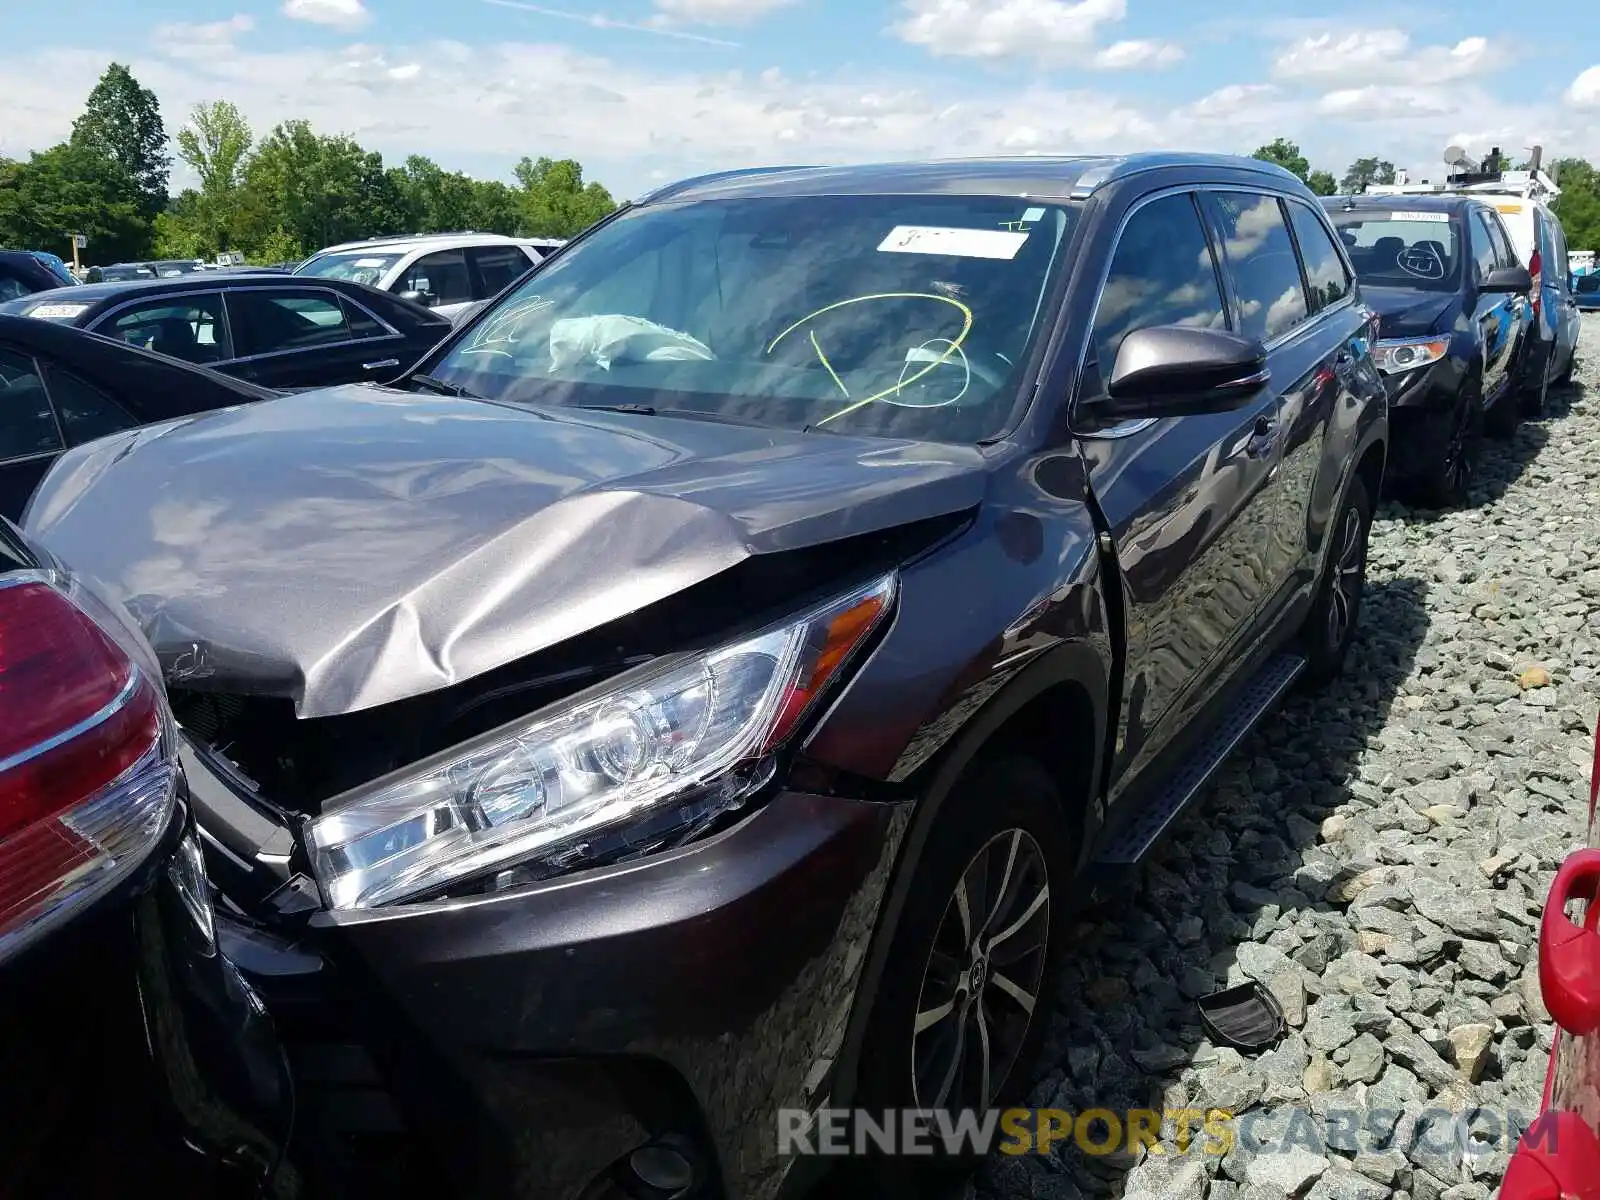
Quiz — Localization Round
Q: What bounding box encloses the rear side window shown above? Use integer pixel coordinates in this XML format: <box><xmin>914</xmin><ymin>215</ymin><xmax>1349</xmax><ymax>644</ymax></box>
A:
<box><xmin>102</xmin><ymin>295</ymin><xmax>231</xmax><ymax>364</ymax></box>
<box><xmin>1285</xmin><ymin>202</ymin><xmax>1352</xmax><ymax>314</ymax></box>
<box><xmin>228</xmin><ymin>289</ymin><xmax>353</xmax><ymax>356</ymax></box>
<box><xmin>339</xmin><ymin>296</ymin><xmax>390</xmax><ymax>339</ymax></box>
<box><xmin>1485</xmin><ymin>212</ymin><xmax>1518</xmax><ymax>268</ymax></box>
<box><xmin>1089</xmin><ymin>192</ymin><xmax>1228</xmax><ymax>375</ymax></box>
<box><xmin>0</xmin><ymin>349</ymin><xmax>61</xmax><ymax>460</ymax></box>
<box><xmin>471</xmin><ymin>246</ymin><xmax>533</xmax><ymax>295</ymax></box>
<box><xmin>42</xmin><ymin>366</ymin><xmax>137</xmax><ymax>447</ymax></box>
<box><xmin>1211</xmin><ymin>192</ymin><xmax>1309</xmax><ymax>341</ymax></box>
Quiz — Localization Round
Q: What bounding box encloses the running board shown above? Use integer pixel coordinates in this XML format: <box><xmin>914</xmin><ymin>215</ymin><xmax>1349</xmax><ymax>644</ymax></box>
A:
<box><xmin>1092</xmin><ymin>652</ymin><xmax>1306</xmax><ymax>871</ymax></box>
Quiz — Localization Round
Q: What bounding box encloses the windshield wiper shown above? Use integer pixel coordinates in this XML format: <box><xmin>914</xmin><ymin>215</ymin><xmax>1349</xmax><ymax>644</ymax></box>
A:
<box><xmin>406</xmin><ymin>373</ymin><xmax>481</xmax><ymax>399</ymax></box>
<box><xmin>570</xmin><ymin>401</ymin><xmax>831</xmax><ymax>432</ymax></box>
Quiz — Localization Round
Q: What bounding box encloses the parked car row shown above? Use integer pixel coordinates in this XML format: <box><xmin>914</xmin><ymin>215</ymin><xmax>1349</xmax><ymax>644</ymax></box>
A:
<box><xmin>1</xmin><ymin>149</ymin><xmax>1590</xmax><ymax>1200</ymax></box>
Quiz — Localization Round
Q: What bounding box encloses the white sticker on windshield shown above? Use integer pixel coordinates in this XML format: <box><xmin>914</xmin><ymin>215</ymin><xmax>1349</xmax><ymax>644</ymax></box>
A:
<box><xmin>1387</xmin><ymin>211</ymin><xmax>1451</xmax><ymax>223</ymax></box>
<box><xmin>353</xmin><ymin>257</ymin><xmax>388</xmax><ymax>267</ymax></box>
<box><xmin>1020</xmin><ymin>207</ymin><xmax>1046</xmax><ymax>223</ymax></box>
<box><xmin>878</xmin><ymin>226</ymin><xmax>1028</xmax><ymax>260</ymax></box>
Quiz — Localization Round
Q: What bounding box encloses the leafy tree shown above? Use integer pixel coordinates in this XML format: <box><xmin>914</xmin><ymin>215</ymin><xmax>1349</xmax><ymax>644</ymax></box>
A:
<box><xmin>177</xmin><ymin>101</ymin><xmax>253</xmax><ymax>195</ymax></box>
<box><xmin>514</xmin><ymin>156</ymin><xmax>617</xmax><ymax>237</ymax></box>
<box><xmin>0</xmin><ymin>141</ymin><xmax>148</xmax><ymax>261</ymax></box>
<box><xmin>240</xmin><ymin>120</ymin><xmax>409</xmax><ymax>254</ymax></box>
<box><xmin>1340</xmin><ymin>157</ymin><xmax>1396</xmax><ymax>193</ymax></box>
<box><xmin>1307</xmin><ymin>170</ymin><xmax>1338</xmax><ymax>197</ymax></box>
<box><xmin>1251</xmin><ymin>138</ymin><xmax>1310</xmax><ymax>183</ymax></box>
<box><xmin>173</xmin><ymin>101</ymin><xmax>255</xmax><ymax>253</ymax></box>
<box><xmin>1552</xmin><ymin>158</ymin><xmax>1600</xmax><ymax>253</ymax></box>
<box><xmin>70</xmin><ymin>63</ymin><xmax>170</xmax><ymax>216</ymax></box>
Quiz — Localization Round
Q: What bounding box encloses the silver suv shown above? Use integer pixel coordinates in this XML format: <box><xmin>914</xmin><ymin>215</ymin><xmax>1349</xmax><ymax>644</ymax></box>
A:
<box><xmin>293</xmin><ymin>232</ymin><xmax>562</xmax><ymax>321</ymax></box>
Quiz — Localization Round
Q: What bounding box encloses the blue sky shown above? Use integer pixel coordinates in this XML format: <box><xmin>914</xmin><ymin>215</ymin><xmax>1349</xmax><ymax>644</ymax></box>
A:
<box><xmin>3</xmin><ymin>0</ymin><xmax>1598</xmax><ymax>198</ymax></box>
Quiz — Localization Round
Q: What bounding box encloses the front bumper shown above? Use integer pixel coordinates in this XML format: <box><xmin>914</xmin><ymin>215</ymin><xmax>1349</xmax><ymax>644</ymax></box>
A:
<box><xmin>191</xmin><ymin>735</ymin><xmax>904</xmax><ymax>1200</ymax></box>
<box><xmin>1380</xmin><ymin>355</ymin><xmax>1463</xmax><ymax>411</ymax></box>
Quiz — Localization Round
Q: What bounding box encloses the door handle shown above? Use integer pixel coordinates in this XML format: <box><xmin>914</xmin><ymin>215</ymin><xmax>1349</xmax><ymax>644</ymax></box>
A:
<box><xmin>363</xmin><ymin>358</ymin><xmax>401</xmax><ymax>371</ymax></box>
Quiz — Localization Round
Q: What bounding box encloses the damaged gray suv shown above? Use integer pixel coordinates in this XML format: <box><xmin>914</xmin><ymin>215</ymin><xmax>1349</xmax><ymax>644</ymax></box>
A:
<box><xmin>21</xmin><ymin>154</ymin><xmax>1387</xmax><ymax>1199</ymax></box>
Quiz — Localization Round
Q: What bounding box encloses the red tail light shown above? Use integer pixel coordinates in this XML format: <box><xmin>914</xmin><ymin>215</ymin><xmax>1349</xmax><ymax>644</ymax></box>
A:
<box><xmin>1530</xmin><ymin>249</ymin><xmax>1543</xmax><ymax>320</ymax></box>
<box><xmin>0</xmin><ymin>577</ymin><xmax>176</xmax><ymax>963</ymax></box>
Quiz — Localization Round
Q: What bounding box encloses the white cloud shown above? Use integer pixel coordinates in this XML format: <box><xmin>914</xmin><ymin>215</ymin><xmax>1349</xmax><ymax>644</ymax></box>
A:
<box><xmin>484</xmin><ymin>0</ymin><xmax>741</xmax><ymax>47</ymax></box>
<box><xmin>152</xmin><ymin>15</ymin><xmax>256</xmax><ymax>59</ymax></box>
<box><xmin>2</xmin><ymin>27</ymin><xmax>1593</xmax><ymax>202</ymax></box>
<box><xmin>1272</xmin><ymin>30</ymin><xmax>1492</xmax><ymax>87</ymax></box>
<box><xmin>282</xmin><ymin>0</ymin><xmax>371</xmax><ymax>31</ymax></box>
<box><xmin>1568</xmin><ymin>65</ymin><xmax>1600</xmax><ymax>108</ymax></box>
<box><xmin>1185</xmin><ymin>83</ymin><xmax>1277</xmax><ymax>119</ymax></box>
<box><xmin>651</xmin><ymin>0</ymin><xmax>798</xmax><ymax>24</ymax></box>
<box><xmin>1317</xmin><ymin>85</ymin><xmax>1458</xmax><ymax>121</ymax></box>
<box><xmin>1093</xmin><ymin>39</ymin><xmax>1182</xmax><ymax>70</ymax></box>
<box><xmin>891</xmin><ymin>0</ymin><xmax>1135</xmax><ymax>64</ymax></box>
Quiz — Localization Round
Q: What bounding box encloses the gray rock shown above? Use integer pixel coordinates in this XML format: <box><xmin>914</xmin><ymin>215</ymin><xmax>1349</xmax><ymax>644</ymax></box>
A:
<box><xmin>1340</xmin><ymin>1033</ymin><xmax>1386</xmax><ymax>1085</ymax></box>
<box><xmin>1386</xmin><ymin>1033</ymin><xmax>1458</xmax><ymax>1090</ymax></box>
<box><xmin>1407</xmin><ymin>879</ymin><xmax>1499</xmax><ymax>941</ymax></box>
<box><xmin>1121</xmin><ymin>1152</ymin><xmax>1209</xmax><ymax>1200</ymax></box>
<box><xmin>1307</xmin><ymin>1166</ymin><xmax>1395</xmax><ymax>1200</ymax></box>
<box><xmin>1245</xmin><ymin>1146</ymin><xmax>1330</xmax><ymax>1197</ymax></box>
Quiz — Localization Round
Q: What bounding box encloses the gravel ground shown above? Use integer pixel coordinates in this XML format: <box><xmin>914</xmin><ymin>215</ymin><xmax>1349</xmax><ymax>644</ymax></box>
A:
<box><xmin>977</xmin><ymin>316</ymin><xmax>1600</xmax><ymax>1200</ymax></box>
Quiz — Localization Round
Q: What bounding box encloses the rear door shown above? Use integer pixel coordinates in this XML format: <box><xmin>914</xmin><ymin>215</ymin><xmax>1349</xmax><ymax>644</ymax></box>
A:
<box><xmin>225</xmin><ymin>287</ymin><xmax>405</xmax><ymax>388</ymax></box>
<box><xmin>1073</xmin><ymin>188</ymin><xmax>1284</xmax><ymax>795</ymax></box>
<box><xmin>0</xmin><ymin>348</ymin><xmax>62</xmax><ymax>521</ymax></box>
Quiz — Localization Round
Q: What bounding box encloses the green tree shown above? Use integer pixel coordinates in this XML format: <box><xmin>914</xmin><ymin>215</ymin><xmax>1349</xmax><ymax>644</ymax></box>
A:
<box><xmin>0</xmin><ymin>141</ymin><xmax>148</xmax><ymax>261</ymax></box>
<box><xmin>70</xmin><ymin>63</ymin><xmax>170</xmax><ymax>216</ymax></box>
<box><xmin>1251</xmin><ymin>138</ymin><xmax>1310</xmax><ymax>183</ymax></box>
<box><xmin>1307</xmin><ymin>170</ymin><xmax>1338</xmax><ymax>197</ymax></box>
<box><xmin>1552</xmin><ymin>158</ymin><xmax>1600</xmax><ymax>253</ymax></box>
<box><xmin>514</xmin><ymin>156</ymin><xmax>616</xmax><ymax>237</ymax></box>
<box><xmin>1340</xmin><ymin>157</ymin><xmax>1396</xmax><ymax>193</ymax></box>
<box><xmin>240</xmin><ymin>120</ymin><xmax>408</xmax><ymax>254</ymax></box>
<box><xmin>173</xmin><ymin>101</ymin><xmax>255</xmax><ymax>254</ymax></box>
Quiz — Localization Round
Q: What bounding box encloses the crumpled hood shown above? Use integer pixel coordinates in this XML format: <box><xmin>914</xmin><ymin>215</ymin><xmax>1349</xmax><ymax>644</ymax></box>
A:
<box><xmin>24</xmin><ymin>385</ymin><xmax>986</xmax><ymax>717</ymax></box>
<box><xmin>1361</xmin><ymin>287</ymin><xmax>1460</xmax><ymax>339</ymax></box>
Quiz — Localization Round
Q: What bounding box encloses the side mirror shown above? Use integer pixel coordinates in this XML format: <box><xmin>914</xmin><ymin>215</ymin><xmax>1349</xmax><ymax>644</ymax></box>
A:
<box><xmin>1538</xmin><ymin>848</ymin><xmax>1600</xmax><ymax>1036</ymax></box>
<box><xmin>1093</xmin><ymin>326</ymin><xmax>1270</xmax><ymax>421</ymax></box>
<box><xmin>1483</xmin><ymin>264</ymin><xmax>1533</xmax><ymax>293</ymax></box>
<box><xmin>400</xmin><ymin>289</ymin><xmax>435</xmax><ymax>307</ymax></box>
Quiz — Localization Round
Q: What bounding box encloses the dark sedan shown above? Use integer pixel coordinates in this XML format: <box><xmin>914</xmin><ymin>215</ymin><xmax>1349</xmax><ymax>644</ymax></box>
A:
<box><xmin>1322</xmin><ymin>194</ymin><xmax>1534</xmax><ymax>506</ymax></box>
<box><xmin>0</xmin><ymin>314</ymin><xmax>279</xmax><ymax>519</ymax></box>
<box><xmin>1</xmin><ymin>273</ymin><xmax>452</xmax><ymax>390</ymax></box>
<box><xmin>0</xmin><ymin>250</ymin><xmax>74</xmax><ymax>303</ymax></box>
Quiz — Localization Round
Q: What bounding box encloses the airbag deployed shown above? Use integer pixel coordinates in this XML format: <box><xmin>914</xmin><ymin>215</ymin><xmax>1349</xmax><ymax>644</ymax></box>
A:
<box><xmin>548</xmin><ymin>314</ymin><xmax>715</xmax><ymax>372</ymax></box>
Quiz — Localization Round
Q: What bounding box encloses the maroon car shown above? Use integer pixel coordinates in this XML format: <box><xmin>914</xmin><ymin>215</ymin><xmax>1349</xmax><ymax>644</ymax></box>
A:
<box><xmin>1501</xmin><ymin>716</ymin><xmax>1600</xmax><ymax>1199</ymax></box>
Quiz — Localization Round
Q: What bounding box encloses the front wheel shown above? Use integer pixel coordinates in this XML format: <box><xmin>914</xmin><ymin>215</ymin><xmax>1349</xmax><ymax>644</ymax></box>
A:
<box><xmin>1423</xmin><ymin>373</ymin><xmax>1484</xmax><ymax>505</ymax></box>
<box><xmin>845</xmin><ymin>756</ymin><xmax>1072</xmax><ymax>1194</ymax></box>
<box><xmin>1302</xmin><ymin>474</ymin><xmax>1371</xmax><ymax>688</ymax></box>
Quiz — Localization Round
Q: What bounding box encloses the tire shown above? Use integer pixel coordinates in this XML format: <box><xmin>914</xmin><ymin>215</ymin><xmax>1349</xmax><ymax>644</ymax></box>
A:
<box><xmin>1302</xmin><ymin>474</ymin><xmax>1371</xmax><ymax>688</ymax></box>
<box><xmin>1554</xmin><ymin>347</ymin><xmax>1575</xmax><ymax>388</ymax></box>
<box><xmin>1517</xmin><ymin>342</ymin><xmax>1550</xmax><ymax>418</ymax></box>
<box><xmin>844</xmin><ymin>756</ymin><xmax>1073</xmax><ymax>1195</ymax></box>
<box><xmin>1422</xmin><ymin>372</ymin><xmax>1485</xmax><ymax>504</ymax></box>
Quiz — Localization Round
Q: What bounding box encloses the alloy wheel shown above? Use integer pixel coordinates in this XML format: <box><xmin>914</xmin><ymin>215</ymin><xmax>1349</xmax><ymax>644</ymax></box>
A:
<box><xmin>1324</xmin><ymin>503</ymin><xmax>1365</xmax><ymax>652</ymax></box>
<box><xmin>911</xmin><ymin>829</ymin><xmax>1050</xmax><ymax>1112</ymax></box>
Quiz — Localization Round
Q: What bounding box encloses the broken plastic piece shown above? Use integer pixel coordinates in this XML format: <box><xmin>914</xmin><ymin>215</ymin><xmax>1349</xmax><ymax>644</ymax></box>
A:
<box><xmin>1197</xmin><ymin>981</ymin><xmax>1285</xmax><ymax>1053</ymax></box>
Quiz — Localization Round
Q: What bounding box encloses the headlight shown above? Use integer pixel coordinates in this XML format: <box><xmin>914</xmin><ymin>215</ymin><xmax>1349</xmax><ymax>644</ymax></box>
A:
<box><xmin>1371</xmin><ymin>337</ymin><xmax>1449</xmax><ymax>374</ymax></box>
<box><xmin>309</xmin><ymin>574</ymin><xmax>896</xmax><ymax>909</ymax></box>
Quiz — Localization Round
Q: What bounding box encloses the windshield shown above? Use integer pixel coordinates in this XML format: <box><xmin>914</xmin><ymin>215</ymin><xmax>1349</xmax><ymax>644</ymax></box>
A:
<box><xmin>423</xmin><ymin>195</ymin><xmax>1077</xmax><ymax>442</ymax></box>
<box><xmin>1328</xmin><ymin>212</ymin><xmax>1461</xmax><ymax>292</ymax></box>
<box><xmin>97</xmin><ymin>265</ymin><xmax>155</xmax><ymax>282</ymax></box>
<box><xmin>296</xmin><ymin>252</ymin><xmax>405</xmax><ymax>287</ymax></box>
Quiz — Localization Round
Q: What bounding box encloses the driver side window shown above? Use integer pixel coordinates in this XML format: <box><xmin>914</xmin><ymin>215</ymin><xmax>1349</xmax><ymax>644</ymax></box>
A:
<box><xmin>1468</xmin><ymin>212</ymin><xmax>1498</xmax><ymax>281</ymax></box>
<box><xmin>1088</xmin><ymin>192</ymin><xmax>1228</xmax><ymax>387</ymax></box>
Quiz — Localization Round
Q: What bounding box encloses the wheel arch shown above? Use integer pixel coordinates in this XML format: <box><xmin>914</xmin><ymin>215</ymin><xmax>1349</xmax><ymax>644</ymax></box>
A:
<box><xmin>815</xmin><ymin>639</ymin><xmax>1109</xmax><ymax>1122</ymax></box>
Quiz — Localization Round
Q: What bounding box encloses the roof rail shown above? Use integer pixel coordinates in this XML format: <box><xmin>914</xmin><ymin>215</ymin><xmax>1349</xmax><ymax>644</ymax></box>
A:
<box><xmin>636</xmin><ymin>165</ymin><xmax>825</xmax><ymax>205</ymax></box>
<box><xmin>1070</xmin><ymin>151</ymin><xmax>1302</xmax><ymax>198</ymax></box>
